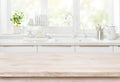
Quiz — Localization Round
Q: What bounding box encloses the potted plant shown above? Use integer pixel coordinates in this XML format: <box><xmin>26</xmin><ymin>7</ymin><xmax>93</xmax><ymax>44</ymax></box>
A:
<box><xmin>10</xmin><ymin>11</ymin><xmax>24</xmax><ymax>34</ymax></box>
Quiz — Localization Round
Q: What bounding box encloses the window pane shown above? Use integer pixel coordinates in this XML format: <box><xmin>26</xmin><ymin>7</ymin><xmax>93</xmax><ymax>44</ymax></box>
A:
<box><xmin>11</xmin><ymin>0</ymin><xmax>41</xmax><ymax>25</ymax></box>
<box><xmin>48</xmin><ymin>0</ymin><xmax>73</xmax><ymax>27</ymax></box>
<box><xmin>80</xmin><ymin>0</ymin><xmax>110</xmax><ymax>29</ymax></box>
<box><xmin>114</xmin><ymin>0</ymin><xmax>120</xmax><ymax>33</ymax></box>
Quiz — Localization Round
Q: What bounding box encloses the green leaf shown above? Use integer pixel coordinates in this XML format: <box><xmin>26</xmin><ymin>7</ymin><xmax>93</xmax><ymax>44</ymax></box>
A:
<box><xmin>10</xmin><ymin>11</ymin><xmax>24</xmax><ymax>25</ymax></box>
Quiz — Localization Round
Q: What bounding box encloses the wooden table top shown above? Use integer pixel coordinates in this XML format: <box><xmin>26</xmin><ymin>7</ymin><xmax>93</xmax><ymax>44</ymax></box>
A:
<box><xmin>0</xmin><ymin>53</ymin><xmax>120</xmax><ymax>78</ymax></box>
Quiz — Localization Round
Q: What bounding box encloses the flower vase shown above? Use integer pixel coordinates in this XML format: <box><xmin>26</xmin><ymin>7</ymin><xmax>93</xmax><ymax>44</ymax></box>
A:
<box><xmin>14</xmin><ymin>25</ymin><xmax>22</xmax><ymax>34</ymax></box>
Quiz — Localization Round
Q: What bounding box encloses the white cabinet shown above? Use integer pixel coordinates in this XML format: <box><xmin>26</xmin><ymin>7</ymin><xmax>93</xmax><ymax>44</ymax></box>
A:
<box><xmin>0</xmin><ymin>46</ymin><xmax>36</xmax><ymax>53</ymax></box>
<box><xmin>114</xmin><ymin>46</ymin><xmax>120</xmax><ymax>53</ymax></box>
<box><xmin>76</xmin><ymin>46</ymin><xmax>113</xmax><ymax>53</ymax></box>
<box><xmin>0</xmin><ymin>45</ymin><xmax>115</xmax><ymax>53</ymax></box>
<box><xmin>38</xmin><ymin>46</ymin><xmax>74</xmax><ymax>53</ymax></box>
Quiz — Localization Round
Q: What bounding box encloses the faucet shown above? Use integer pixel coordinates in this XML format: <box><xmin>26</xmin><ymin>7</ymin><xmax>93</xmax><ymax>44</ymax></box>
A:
<box><xmin>27</xmin><ymin>31</ymin><xmax>34</xmax><ymax>38</ymax></box>
<box><xmin>65</xmin><ymin>13</ymin><xmax>72</xmax><ymax>20</ymax></box>
<box><xmin>65</xmin><ymin>13</ymin><xmax>72</xmax><ymax>25</ymax></box>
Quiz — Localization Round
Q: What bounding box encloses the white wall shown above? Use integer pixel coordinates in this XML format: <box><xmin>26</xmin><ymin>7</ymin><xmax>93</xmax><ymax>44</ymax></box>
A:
<box><xmin>0</xmin><ymin>0</ymin><xmax>1</xmax><ymax>31</ymax></box>
<box><xmin>0</xmin><ymin>0</ymin><xmax>8</xmax><ymax>34</ymax></box>
<box><xmin>0</xmin><ymin>0</ymin><xmax>12</xmax><ymax>34</ymax></box>
<box><xmin>113</xmin><ymin>0</ymin><xmax>120</xmax><ymax>33</ymax></box>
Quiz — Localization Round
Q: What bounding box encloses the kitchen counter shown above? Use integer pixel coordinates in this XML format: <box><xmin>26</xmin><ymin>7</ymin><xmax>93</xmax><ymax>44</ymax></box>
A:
<box><xmin>0</xmin><ymin>34</ymin><xmax>120</xmax><ymax>46</ymax></box>
<box><xmin>0</xmin><ymin>53</ymin><xmax>120</xmax><ymax>78</ymax></box>
<box><xmin>0</xmin><ymin>38</ymin><xmax>120</xmax><ymax>46</ymax></box>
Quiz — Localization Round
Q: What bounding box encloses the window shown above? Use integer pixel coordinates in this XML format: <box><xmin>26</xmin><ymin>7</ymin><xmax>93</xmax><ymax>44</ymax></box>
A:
<box><xmin>80</xmin><ymin>0</ymin><xmax>110</xmax><ymax>29</ymax></box>
<box><xmin>11</xmin><ymin>0</ymin><xmax>41</xmax><ymax>25</ymax></box>
<box><xmin>0</xmin><ymin>0</ymin><xmax>120</xmax><ymax>34</ymax></box>
<box><xmin>48</xmin><ymin>0</ymin><xmax>73</xmax><ymax>27</ymax></box>
<box><xmin>113</xmin><ymin>0</ymin><xmax>120</xmax><ymax>33</ymax></box>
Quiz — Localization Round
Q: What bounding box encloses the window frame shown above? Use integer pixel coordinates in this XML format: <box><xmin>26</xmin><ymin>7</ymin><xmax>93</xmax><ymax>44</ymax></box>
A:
<box><xmin>0</xmin><ymin>0</ymin><xmax>119</xmax><ymax>35</ymax></box>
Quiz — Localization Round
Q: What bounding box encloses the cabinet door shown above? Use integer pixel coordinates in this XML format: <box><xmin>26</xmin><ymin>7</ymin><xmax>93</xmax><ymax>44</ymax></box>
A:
<box><xmin>76</xmin><ymin>46</ymin><xmax>113</xmax><ymax>53</ymax></box>
<box><xmin>38</xmin><ymin>46</ymin><xmax>74</xmax><ymax>53</ymax></box>
<box><xmin>0</xmin><ymin>46</ymin><xmax>36</xmax><ymax>53</ymax></box>
<box><xmin>114</xmin><ymin>46</ymin><xmax>120</xmax><ymax>53</ymax></box>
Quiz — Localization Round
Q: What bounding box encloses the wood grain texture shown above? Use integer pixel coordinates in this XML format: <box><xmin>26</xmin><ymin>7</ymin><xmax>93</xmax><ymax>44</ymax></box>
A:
<box><xmin>0</xmin><ymin>78</ymin><xmax>120</xmax><ymax>82</ymax></box>
<box><xmin>0</xmin><ymin>53</ymin><xmax>120</xmax><ymax>77</ymax></box>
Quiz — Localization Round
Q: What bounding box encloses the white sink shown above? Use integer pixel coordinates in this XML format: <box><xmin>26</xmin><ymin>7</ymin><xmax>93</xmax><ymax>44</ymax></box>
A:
<box><xmin>46</xmin><ymin>37</ymin><xmax>116</xmax><ymax>43</ymax></box>
<box><xmin>47</xmin><ymin>38</ymin><xmax>78</xmax><ymax>43</ymax></box>
<box><xmin>79</xmin><ymin>38</ymin><xmax>98</xmax><ymax>42</ymax></box>
<box><xmin>46</xmin><ymin>38</ymin><xmax>98</xmax><ymax>43</ymax></box>
<box><xmin>23</xmin><ymin>38</ymin><xmax>49</xmax><ymax>42</ymax></box>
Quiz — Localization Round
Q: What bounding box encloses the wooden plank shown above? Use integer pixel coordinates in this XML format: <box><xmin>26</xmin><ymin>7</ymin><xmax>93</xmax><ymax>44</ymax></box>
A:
<box><xmin>0</xmin><ymin>53</ymin><xmax>120</xmax><ymax>77</ymax></box>
<box><xmin>0</xmin><ymin>78</ymin><xmax>120</xmax><ymax>82</ymax></box>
